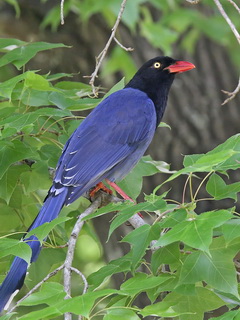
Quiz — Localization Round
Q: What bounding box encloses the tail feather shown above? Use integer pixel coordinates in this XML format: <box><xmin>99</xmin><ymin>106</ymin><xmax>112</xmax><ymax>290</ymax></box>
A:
<box><xmin>0</xmin><ymin>188</ymin><xmax>68</xmax><ymax>312</ymax></box>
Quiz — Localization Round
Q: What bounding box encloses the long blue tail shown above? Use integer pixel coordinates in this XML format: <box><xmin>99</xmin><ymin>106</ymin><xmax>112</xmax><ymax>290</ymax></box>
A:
<box><xmin>0</xmin><ymin>189</ymin><xmax>68</xmax><ymax>312</ymax></box>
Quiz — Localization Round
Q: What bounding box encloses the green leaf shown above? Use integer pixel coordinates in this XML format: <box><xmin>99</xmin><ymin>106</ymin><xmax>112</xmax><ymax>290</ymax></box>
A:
<box><xmin>18</xmin><ymin>289</ymin><xmax>121</xmax><ymax>319</ymax></box>
<box><xmin>108</xmin><ymin>203</ymin><xmax>148</xmax><ymax>240</ymax></box>
<box><xmin>151</xmin><ymin>243</ymin><xmax>180</xmax><ymax>274</ymax></box>
<box><xmin>24</xmin><ymin>72</ymin><xmax>58</xmax><ymax>92</ymax></box>
<box><xmin>17</xmin><ymin>306</ymin><xmax>62</xmax><ymax>320</ymax></box>
<box><xmin>48</xmin><ymin>91</ymin><xmax>81</xmax><ymax>110</ymax></box>
<box><xmin>120</xmin><ymin>272</ymin><xmax>172</xmax><ymax>296</ymax></box>
<box><xmin>83</xmin><ymin>201</ymin><xmax>135</xmax><ymax>221</ymax></box>
<box><xmin>40</xmin><ymin>1</ymin><xmax>71</xmax><ymax>31</ymax></box>
<box><xmin>0</xmin><ymin>41</ymin><xmax>69</xmax><ymax>69</ymax></box>
<box><xmin>209</xmin><ymin>309</ymin><xmax>240</xmax><ymax>320</ymax></box>
<box><xmin>0</xmin><ymin>107</ymin><xmax>71</xmax><ymax>134</ymax></box>
<box><xmin>155</xmin><ymin>210</ymin><xmax>232</xmax><ymax>253</ymax></box>
<box><xmin>0</xmin><ymin>313</ymin><xmax>16</xmax><ymax>320</ymax></box>
<box><xmin>101</xmin><ymin>46</ymin><xmax>137</xmax><ymax>82</ymax></box>
<box><xmin>103</xmin><ymin>308</ymin><xmax>140</xmax><ymax>320</ymax></box>
<box><xmin>164</xmin><ymin>134</ymin><xmax>240</xmax><ymax>184</ymax></box>
<box><xmin>20</xmin><ymin>162</ymin><xmax>51</xmax><ymax>193</ymax></box>
<box><xmin>0</xmin><ymin>73</ymin><xmax>27</xmax><ymax>100</ymax></box>
<box><xmin>206</xmin><ymin>173</ymin><xmax>240</xmax><ymax>200</ymax></box>
<box><xmin>178</xmin><ymin>237</ymin><xmax>239</xmax><ymax>297</ymax></box>
<box><xmin>144</xmin><ymin>159</ymin><xmax>175</xmax><ymax>174</ymax></box>
<box><xmin>183</xmin><ymin>154</ymin><xmax>203</xmax><ymax>167</ymax></box>
<box><xmin>140</xmin><ymin>287</ymin><xmax>224</xmax><ymax>319</ymax></box>
<box><xmin>141</xmin><ymin>14</ymin><xmax>177</xmax><ymax>55</ymax></box>
<box><xmin>0</xmin><ymin>203</ymin><xmax>22</xmax><ymax>231</ymax></box>
<box><xmin>39</xmin><ymin>144</ymin><xmax>61</xmax><ymax>168</ymax></box>
<box><xmin>222</xmin><ymin>219</ymin><xmax>240</xmax><ymax>244</ymax></box>
<box><xmin>159</xmin><ymin>208</ymin><xmax>187</xmax><ymax>228</ymax></box>
<box><xmin>20</xmin><ymin>282</ymin><xmax>66</xmax><ymax>306</ymax></box>
<box><xmin>108</xmin><ymin>198</ymin><xmax>166</xmax><ymax>239</ymax></box>
<box><xmin>158</xmin><ymin>121</ymin><xmax>171</xmax><ymax>129</ymax></box>
<box><xmin>0</xmin><ymin>238</ymin><xmax>32</xmax><ymax>264</ymax></box>
<box><xmin>109</xmin><ymin>0</ymin><xmax>143</xmax><ymax>30</ymax></box>
<box><xmin>0</xmin><ymin>164</ymin><xmax>28</xmax><ymax>204</ymax></box>
<box><xmin>118</xmin><ymin>155</ymin><xmax>160</xmax><ymax>199</ymax></box>
<box><xmin>102</xmin><ymin>77</ymin><xmax>125</xmax><ymax>99</ymax></box>
<box><xmin>0</xmin><ymin>140</ymin><xmax>38</xmax><ymax>179</ymax></box>
<box><xmin>0</xmin><ymin>38</ymin><xmax>25</xmax><ymax>50</ymax></box>
<box><xmin>88</xmin><ymin>254</ymin><xmax>132</xmax><ymax>289</ymax></box>
<box><xmin>27</xmin><ymin>217</ymin><xmax>71</xmax><ymax>242</ymax></box>
<box><xmin>59</xmin><ymin>289</ymin><xmax>120</xmax><ymax>316</ymax></box>
<box><xmin>121</xmin><ymin>224</ymin><xmax>153</xmax><ymax>270</ymax></box>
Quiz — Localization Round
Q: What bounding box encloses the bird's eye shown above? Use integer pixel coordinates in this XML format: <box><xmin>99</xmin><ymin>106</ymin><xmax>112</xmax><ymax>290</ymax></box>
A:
<box><xmin>153</xmin><ymin>62</ymin><xmax>161</xmax><ymax>69</ymax></box>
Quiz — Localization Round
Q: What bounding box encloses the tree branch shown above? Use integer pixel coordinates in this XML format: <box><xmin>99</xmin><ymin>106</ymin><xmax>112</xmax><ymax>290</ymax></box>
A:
<box><xmin>61</xmin><ymin>0</ymin><xmax>65</xmax><ymax>25</ymax></box>
<box><xmin>70</xmin><ymin>267</ymin><xmax>88</xmax><ymax>320</ymax></box>
<box><xmin>63</xmin><ymin>196</ymin><xmax>102</xmax><ymax>320</ymax></box>
<box><xmin>212</xmin><ymin>0</ymin><xmax>240</xmax><ymax>104</ymax></box>
<box><xmin>228</xmin><ymin>0</ymin><xmax>240</xmax><ymax>15</ymax></box>
<box><xmin>87</xmin><ymin>0</ymin><xmax>130</xmax><ymax>96</ymax></box>
<box><xmin>70</xmin><ymin>267</ymin><xmax>88</xmax><ymax>294</ymax></box>
<box><xmin>213</xmin><ymin>0</ymin><xmax>240</xmax><ymax>45</ymax></box>
<box><xmin>221</xmin><ymin>77</ymin><xmax>240</xmax><ymax>105</ymax></box>
<box><xmin>185</xmin><ymin>0</ymin><xmax>200</xmax><ymax>4</ymax></box>
<box><xmin>7</xmin><ymin>264</ymin><xmax>65</xmax><ymax>314</ymax></box>
<box><xmin>113</xmin><ymin>37</ymin><xmax>134</xmax><ymax>51</ymax></box>
<box><xmin>62</xmin><ymin>191</ymin><xmax>147</xmax><ymax>320</ymax></box>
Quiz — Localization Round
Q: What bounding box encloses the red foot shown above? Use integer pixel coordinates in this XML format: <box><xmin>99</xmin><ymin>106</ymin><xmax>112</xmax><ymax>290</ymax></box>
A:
<box><xmin>90</xmin><ymin>182</ymin><xmax>113</xmax><ymax>198</ymax></box>
<box><xmin>105</xmin><ymin>179</ymin><xmax>143</xmax><ymax>218</ymax></box>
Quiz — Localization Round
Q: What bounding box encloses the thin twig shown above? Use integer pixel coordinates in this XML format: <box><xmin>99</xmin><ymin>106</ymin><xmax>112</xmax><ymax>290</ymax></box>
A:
<box><xmin>113</xmin><ymin>37</ymin><xmax>134</xmax><ymax>51</ymax></box>
<box><xmin>7</xmin><ymin>264</ymin><xmax>65</xmax><ymax>314</ymax></box>
<box><xmin>88</xmin><ymin>0</ymin><xmax>129</xmax><ymax>95</ymax></box>
<box><xmin>154</xmin><ymin>205</ymin><xmax>180</xmax><ymax>224</ymax></box>
<box><xmin>193</xmin><ymin>171</ymin><xmax>213</xmax><ymax>200</ymax></box>
<box><xmin>213</xmin><ymin>0</ymin><xmax>240</xmax><ymax>45</ymax></box>
<box><xmin>63</xmin><ymin>191</ymin><xmax>146</xmax><ymax>302</ymax></box>
<box><xmin>222</xmin><ymin>77</ymin><xmax>240</xmax><ymax>105</ymax></box>
<box><xmin>182</xmin><ymin>174</ymin><xmax>191</xmax><ymax>204</ymax></box>
<box><xmin>186</xmin><ymin>0</ymin><xmax>200</xmax><ymax>3</ymax></box>
<box><xmin>70</xmin><ymin>267</ymin><xmax>88</xmax><ymax>294</ymax></box>
<box><xmin>61</xmin><ymin>0</ymin><xmax>65</xmax><ymax>25</ymax></box>
<box><xmin>63</xmin><ymin>197</ymin><xmax>102</xmax><ymax>320</ymax></box>
<box><xmin>228</xmin><ymin>0</ymin><xmax>240</xmax><ymax>14</ymax></box>
<box><xmin>69</xmin><ymin>267</ymin><xmax>88</xmax><ymax>320</ymax></box>
<box><xmin>212</xmin><ymin>0</ymin><xmax>240</xmax><ymax>104</ymax></box>
<box><xmin>71</xmin><ymin>266</ymin><xmax>88</xmax><ymax>319</ymax></box>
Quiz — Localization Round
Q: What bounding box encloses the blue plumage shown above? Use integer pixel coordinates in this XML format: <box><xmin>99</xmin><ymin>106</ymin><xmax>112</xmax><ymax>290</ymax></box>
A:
<box><xmin>0</xmin><ymin>56</ymin><xmax>195</xmax><ymax>312</ymax></box>
<box><xmin>54</xmin><ymin>88</ymin><xmax>156</xmax><ymax>204</ymax></box>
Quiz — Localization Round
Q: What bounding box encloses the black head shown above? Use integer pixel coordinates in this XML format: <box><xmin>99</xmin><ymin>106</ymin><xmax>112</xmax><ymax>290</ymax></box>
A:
<box><xmin>126</xmin><ymin>56</ymin><xmax>195</xmax><ymax>95</ymax></box>
<box><xmin>125</xmin><ymin>56</ymin><xmax>195</xmax><ymax>125</ymax></box>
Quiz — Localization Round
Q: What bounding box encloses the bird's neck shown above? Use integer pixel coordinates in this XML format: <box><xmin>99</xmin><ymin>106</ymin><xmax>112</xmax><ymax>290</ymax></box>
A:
<box><xmin>126</xmin><ymin>76</ymin><xmax>174</xmax><ymax>127</ymax></box>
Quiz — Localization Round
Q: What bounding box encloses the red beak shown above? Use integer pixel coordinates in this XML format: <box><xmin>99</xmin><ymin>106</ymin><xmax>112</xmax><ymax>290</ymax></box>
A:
<box><xmin>165</xmin><ymin>60</ymin><xmax>195</xmax><ymax>74</ymax></box>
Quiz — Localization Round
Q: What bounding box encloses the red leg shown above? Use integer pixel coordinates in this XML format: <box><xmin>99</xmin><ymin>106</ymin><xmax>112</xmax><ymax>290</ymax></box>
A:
<box><xmin>90</xmin><ymin>182</ymin><xmax>112</xmax><ymax>198</ymax></box>
<box><xmin>105</xmin><ymin>179</ymin><xmax>143</xmax><ymax>218</ymax></box>
<box><xmin>105</xmin><ymin>179</ymin><xmax>134</xmax><ymax>203</ymax></box>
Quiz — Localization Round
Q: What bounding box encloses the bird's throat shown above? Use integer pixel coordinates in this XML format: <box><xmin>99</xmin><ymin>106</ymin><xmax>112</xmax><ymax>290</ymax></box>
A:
<box><xmin>126</xmin><ymin>74</ymin><xmax>175</xmax><ymax>128</ymax></box>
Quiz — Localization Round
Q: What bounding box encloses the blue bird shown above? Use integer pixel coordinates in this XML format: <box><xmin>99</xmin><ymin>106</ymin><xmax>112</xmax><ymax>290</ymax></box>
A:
<box><xmin>0</xmin><ymin>56</ymin><xmax>195</xmax><ymax>312</ymax></box>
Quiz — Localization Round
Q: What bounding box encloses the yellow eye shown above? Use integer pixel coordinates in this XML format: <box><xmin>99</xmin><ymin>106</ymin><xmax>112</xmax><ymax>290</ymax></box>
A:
<box><xmin>153</xmin><ymin>62</ymin><xmax>161</xmax><ymax>69</ymax></box>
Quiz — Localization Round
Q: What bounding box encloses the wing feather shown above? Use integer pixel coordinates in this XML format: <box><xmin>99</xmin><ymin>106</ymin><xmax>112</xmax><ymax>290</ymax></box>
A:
<box><xmin>53</xmin><ymin>88</ymin><xmax>156</xmax><ymax>200</ymax></box>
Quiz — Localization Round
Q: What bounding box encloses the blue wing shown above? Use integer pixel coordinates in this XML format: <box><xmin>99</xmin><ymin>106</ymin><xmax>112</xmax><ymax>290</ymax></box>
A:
<box><xmin>53</xmin><ymin>88</ymin><xmax>156</xmax><ymax>204</ymax></box>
